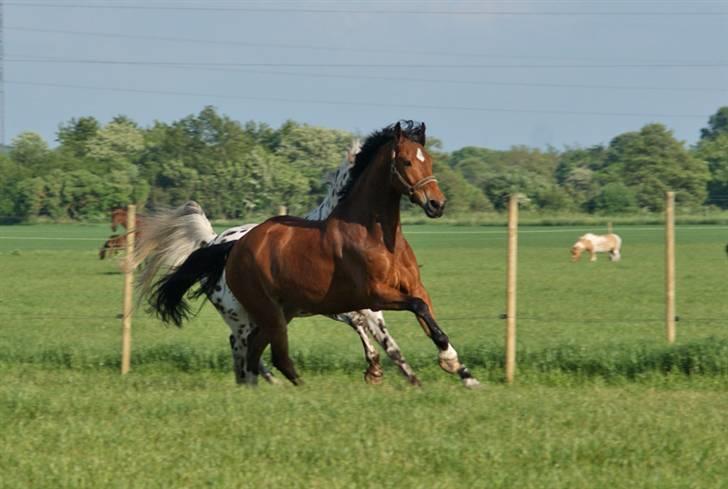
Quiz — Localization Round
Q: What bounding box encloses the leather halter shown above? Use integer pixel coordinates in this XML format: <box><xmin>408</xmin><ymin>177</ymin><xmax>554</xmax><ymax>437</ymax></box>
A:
<box><xmin>390</xmin><ymin>152</ymin><xmax>438</xmax><ymax>201</ymax></box>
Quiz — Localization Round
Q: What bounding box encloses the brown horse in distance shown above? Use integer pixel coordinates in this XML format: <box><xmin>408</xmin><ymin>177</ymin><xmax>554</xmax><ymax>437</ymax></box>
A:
<box><xmin>99</xmin><ymin>234</ymin><xmax>127</xmax><ymax>259</ymax></box>
<box><xmin>111</xmin><ymin>207</ymin><xmax>145</xmax><ymax>233</ymax></box>
<box><xmin>148</xmin><ymin>121</ymin><xmax>479</xmax><ymax>388</ymax></box>
<box><xmin>102</xmin><ymin>208</ymin><xmax>144</xmax><ymax>260</ymax></box>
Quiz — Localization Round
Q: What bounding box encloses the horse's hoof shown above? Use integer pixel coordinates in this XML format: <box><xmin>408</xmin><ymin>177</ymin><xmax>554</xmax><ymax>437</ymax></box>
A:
<box><xmin>462</xmin><ymin>378</ymin><xmax>482</xmax><ymax>389</ymax></box>
<box><xmin>409</xmin><ymin>376</ymin><xmax>423</xmax><ymax>387</ymax></box>
<box><xmin>365</xmin><ymin>369</ymin><xmax>384</xmax><ymax>385</ymax></box>
<box><xmin>262</xmin><ymin>373</ymin><xmax>281</xmax><ymax>385</ymax></box>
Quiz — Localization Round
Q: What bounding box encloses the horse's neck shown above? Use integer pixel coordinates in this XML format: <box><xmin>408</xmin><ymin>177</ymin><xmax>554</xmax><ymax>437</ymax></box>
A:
<box><xmin>113</xmin><ymin>212</ymin><xmax>127</xmax><ymax>227</ymax></box>
<box><xmin>333</xmin><ymin>152</ymin><xmax>403</xmax><ymax>250</ymax></box>
<box><xmin>305</xmin><ymin>158</ymin><xmax>355</xmax><ymax>221</ymax></box>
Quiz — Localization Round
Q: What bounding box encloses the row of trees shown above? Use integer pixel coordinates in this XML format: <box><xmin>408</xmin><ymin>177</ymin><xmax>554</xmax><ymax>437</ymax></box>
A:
<box><xmin>1</xmin><ymin>106</ymin><xmax>727</xmax><ymax>222</ymax></box>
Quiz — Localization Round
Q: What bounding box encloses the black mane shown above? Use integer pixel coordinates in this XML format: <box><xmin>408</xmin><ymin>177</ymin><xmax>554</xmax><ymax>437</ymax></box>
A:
<box><xmin>337</xmin><ymin>120</ymin><xmax>426</xmax><ymax>199</ymax></box>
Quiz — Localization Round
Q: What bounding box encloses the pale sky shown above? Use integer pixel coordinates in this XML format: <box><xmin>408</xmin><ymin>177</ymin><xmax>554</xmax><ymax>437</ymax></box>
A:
<box><xmin>3</xmin><ymin>0</ymin><xmax>728</xmax><ymax>150</ymax></box>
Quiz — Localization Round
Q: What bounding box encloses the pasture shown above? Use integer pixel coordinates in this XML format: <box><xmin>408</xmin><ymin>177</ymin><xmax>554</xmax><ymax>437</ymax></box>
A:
<box><xmin>1</xmin><ymin>223</ymin><xmax>728</xmax><ymax>488</ymax></box>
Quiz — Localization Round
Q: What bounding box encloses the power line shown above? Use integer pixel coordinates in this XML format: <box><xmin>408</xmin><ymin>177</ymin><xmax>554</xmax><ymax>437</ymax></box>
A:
<box><xmin>5</xmin><ymin>80</ymin><xmax>712</xmax><ymax>119</ymax></box>
<box><xmin>10</xmin><ymin>1</ymin><xmax>727</xmax><ymax>3</ymax></box>
<box><xmin>8</xmin><ymin>0</ymin><xmax>727</xmax><ymax>4</ymax></box>
<box><xmin>7</xmin><ymin>56</ymin><xmax>728</xmax><ymax>69</ymax></box>
<box><xmin>5</xmin><ymin>2</ymin><xmax>728</xmax><ymax>15</ymax></box>
<box><xmin>10</xmin><ymin>56</ymin><xmax>726</xmax><ymax>94</ymax></box>
<box><xmin>113</xmin><ymin>67</ymin><xmax>728</xmax><ymax>94</ymax></box>
<box><xmin>8</xmin><ymin>26</ymin><xmax>728</xmax><ymax>67</ymax></box>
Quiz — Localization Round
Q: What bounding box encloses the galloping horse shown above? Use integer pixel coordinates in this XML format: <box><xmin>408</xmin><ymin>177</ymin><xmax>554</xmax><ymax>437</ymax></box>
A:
<box><xmin>144</xmin><ymin>121</ymin><xmax>479</xmax><ymax>388</ymax></box>
<box><xmin>134</xmin><ymin>139</ymin><xmax>421</xmax><ymax>386</ymax></box>
<box><xmin>571</xmin><ymin>233</ymin><xmax>622</xmax><ymax>262</ymax></box>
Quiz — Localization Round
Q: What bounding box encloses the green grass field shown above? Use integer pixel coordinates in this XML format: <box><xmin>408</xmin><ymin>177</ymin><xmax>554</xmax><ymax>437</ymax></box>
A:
<box><xmin>1</xmin><ymin>223</ymin><xmax>727</xmax><ymax>488</ymax></box>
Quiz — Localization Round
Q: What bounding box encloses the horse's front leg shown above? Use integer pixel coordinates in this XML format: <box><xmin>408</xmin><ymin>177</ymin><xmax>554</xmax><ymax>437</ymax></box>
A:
<box><xmin>373</xmin><ymin>288</ymin><xmax>480</xmax><ymax>389</ymax></box>
<box><xmin>359</xmin><ymin>310</ymin><xmax>421</xmax><ymax>386</ymax></box>
<box><xmin>332</xmin><ymin>312</ymin><xmax>384</xmax><ymax>384</ymax></box>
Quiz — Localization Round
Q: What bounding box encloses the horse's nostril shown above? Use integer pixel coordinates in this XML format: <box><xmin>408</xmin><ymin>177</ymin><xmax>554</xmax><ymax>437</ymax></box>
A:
<box><xmin>429</xmin><ymin>200</ymin><xmax>442</xmax><ymax>210</ymax></box>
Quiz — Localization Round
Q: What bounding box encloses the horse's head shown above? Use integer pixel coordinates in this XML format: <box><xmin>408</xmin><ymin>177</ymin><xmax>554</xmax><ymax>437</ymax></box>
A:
<box><xmin>390</xmin><ymin>122</ymin><xmax>446</xmax><ymax>218</ymax></box>
<box><xmin>110</xmin><ymin>208</ymin><xmax>126</xmax><ymax>232</ymax></box>
<box><xmin>570</xmin><ymin>244</ymin><xmax>582</xmax><ymax>262</ymax></box>
<box><xmin>571</xmin><ymin>239</ymin><xmax>587</xmax><ymax>262</ymax></box>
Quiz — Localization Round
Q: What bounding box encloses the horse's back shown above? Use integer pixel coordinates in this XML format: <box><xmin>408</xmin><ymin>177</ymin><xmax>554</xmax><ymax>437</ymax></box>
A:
<box><xmin>582</xmin><ymin>233</ymin><xmax>621</xmax><ymax>252</ymax></box>
<box><xmin>226</xmin><ymin>216</ymin><xmax>331</xmax><ymax>292</ymax></box>
<box><xmin>608</xmin><ymin>233</ymin><xmax>622</xmax><ymax>250</ymax></box>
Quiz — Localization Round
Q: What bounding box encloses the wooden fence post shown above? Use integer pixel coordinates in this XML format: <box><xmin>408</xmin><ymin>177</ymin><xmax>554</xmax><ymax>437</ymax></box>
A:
<box><xmin>121</xmin><ymin>205</ymin><xmax>136</xmax><ymax>374</ymax></box>
<box><xmin>607</xmin><ymin>221</ymin><xmax>613</xmax><ymax>234</ymax></box>
<box><xmin>665</xmin><ymin>192</ymin><xmax>676</xmax><ymax>344</ymax></box>
<box><xmin>278</xmin><ymin>205</ymin><xmax>288</xmax><ymax>216</ymax></box>
<box><xmin>505</xmin><ymin>194</ymin><xmax>518</xmax><ymax>383</ymax></box>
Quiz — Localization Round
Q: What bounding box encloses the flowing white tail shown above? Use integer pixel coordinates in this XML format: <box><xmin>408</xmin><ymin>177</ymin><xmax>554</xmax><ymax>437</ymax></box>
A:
<box><xmin>133</xmin><ymin>201</ymin><xmax>216</xmax><ymax>301</ymax></box>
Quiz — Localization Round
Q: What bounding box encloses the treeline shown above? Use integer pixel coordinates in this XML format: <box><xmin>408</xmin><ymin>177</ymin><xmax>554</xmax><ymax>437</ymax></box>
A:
<box><xmin>1</xmin><ymin>106</ymin><xmax>727</xmax><ymax>222</ymax></box>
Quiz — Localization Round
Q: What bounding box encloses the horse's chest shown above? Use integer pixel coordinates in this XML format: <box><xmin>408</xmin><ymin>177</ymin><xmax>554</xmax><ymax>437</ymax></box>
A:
<box><xmin>361</xmin><ymin>250</ymin><xmax>412</xmax><ymax>289</ymax></box>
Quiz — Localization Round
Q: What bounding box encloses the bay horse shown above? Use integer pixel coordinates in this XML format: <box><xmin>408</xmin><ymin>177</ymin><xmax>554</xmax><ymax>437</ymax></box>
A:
<box><xmin>111</xmin><ymin>207</ymin><xmax>145</xmax><ymax>232</ymax></box>
<box><xmin>99</xmin><ymin>233</ymin><xmax>127</xmax><ymax>259</ymax></box>
<box><xmin>144</xmin><ymin>121</ymin><xmax>479</xmax><ymax>388</ymax></box>
<box><xmin>571</xmin><ymin>233</ymin><xmax>622</xmax><ymax>262</ymax></box>
<box><xmin>134</xmin><ymin>140</ymin><xmax>421</xmax><ymax>386</ymax></box>
<box><xmin>111</xmin><ymin>208</ymin><xmax>128</xmax><ymax>232</ymax></box>
<box><xmin>105</xmin><ymin>208</ymin><xmax>144</xmax><ymax>263</ymax></box>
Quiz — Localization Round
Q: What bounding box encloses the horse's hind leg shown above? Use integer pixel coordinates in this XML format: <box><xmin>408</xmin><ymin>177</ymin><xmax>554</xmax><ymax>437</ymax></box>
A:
<box><xmin>230</xmin><ymin>318</ymin><xmax>280</xmax><ymax>385</ymax></box>
<box><xmin>209</xmin><ymin>272</ymin><xmax>278</xmax><ymax>385</ymax></box>
<box><xmin>228</xmin><ymin>334</ymin><xmax>246</xmax><ymax>384</ymax></box>
<box><xmin>243</xmin><ymin>319</ymin><xmax>300</xmax><ymax>386</ymax></box>
<box><xmin>268</xmin><ymin>325</ymin><xmax>302</xmax><ymax>386</ymax></box>
<box><xmin>610</xmin><ymin>248</ymin><xmax>621</xmax><ymax>262</ymax></box>
<box><xmin>258</xmin><ymin>361</ymin><xmax>279</xmax><ymax>384</ymax></box>
<box><xmin>360</xmin><ymin>310</ymin><xmax>420</xmax><ymax>386</ymax></box>
<box><xmin>334</xmin><ymin>312</ymin><xmax>383</xmax><ymax>384</ymax></box>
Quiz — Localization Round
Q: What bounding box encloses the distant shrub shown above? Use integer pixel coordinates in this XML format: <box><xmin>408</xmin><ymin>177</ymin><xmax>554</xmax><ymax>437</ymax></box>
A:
<box><xmin>593</xmin><ymin>183</ymin><xmax>638</xmax><ymax>214</ymax></box>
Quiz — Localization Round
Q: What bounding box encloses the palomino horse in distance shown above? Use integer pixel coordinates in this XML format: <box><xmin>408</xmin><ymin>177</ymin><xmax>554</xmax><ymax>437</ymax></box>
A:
<box><xmin>134</xmin><ymin>141</ymin><xmax>420</xmax><ymax>386</ymax></box>
<box><xmin>571</xmin><ymin>233</ymin><xmax>622</xmax><ymax>262</ymax></box>
<box><xmin>146</xmin><ymin>121</ymin><xmax>479</xmax><ymax>387</ymax></box>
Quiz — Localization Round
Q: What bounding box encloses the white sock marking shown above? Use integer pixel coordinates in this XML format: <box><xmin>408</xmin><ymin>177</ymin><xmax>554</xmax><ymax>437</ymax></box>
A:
<box><xmin>439</xmin><ymin>344</ymin><xmax>457</xmax><ymax>361</ymax></box>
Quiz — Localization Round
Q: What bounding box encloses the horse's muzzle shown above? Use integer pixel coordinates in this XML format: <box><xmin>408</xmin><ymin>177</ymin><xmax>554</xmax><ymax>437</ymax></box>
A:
<box><xmin>423</xmin><ymin>199</ymin><xmax>446</xmax><ymax>218</ymax></box>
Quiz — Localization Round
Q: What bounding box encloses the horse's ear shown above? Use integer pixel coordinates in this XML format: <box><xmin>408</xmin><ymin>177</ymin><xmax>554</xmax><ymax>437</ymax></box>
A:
<box><xmin>420</xmin><ymin>122</ymin><xmax>426</xmax><ymax>145</ymax></box>
<box><xmin>393</xmin><ymin>122</ymin><xmax>403</xmax><ymax>143</ymax></box>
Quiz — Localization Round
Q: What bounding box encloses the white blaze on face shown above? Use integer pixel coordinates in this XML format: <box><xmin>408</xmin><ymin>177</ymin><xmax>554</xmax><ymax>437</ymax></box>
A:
<box><xmin>416</xmin><ymin>147</ymin><xmax>425</xmax><ymax>162</ymax></box>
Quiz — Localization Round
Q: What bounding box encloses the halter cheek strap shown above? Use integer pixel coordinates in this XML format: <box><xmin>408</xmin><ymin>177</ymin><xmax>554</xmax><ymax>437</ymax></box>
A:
<box><xmin>390</xmin><ymin>155</ymin><xmax>438</xmax><ymax>200</ymax></box>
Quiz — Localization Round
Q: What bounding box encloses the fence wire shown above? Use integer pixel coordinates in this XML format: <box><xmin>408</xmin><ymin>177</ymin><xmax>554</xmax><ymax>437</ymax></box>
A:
<box><xmin>0</xmin><ymin>312</ymin><xmax>725</xmax><ymax>325</ymax></box>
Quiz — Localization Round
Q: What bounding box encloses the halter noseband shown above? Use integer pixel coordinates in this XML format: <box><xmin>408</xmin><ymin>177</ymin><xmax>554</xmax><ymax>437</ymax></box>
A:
<box><xmin>391</xmin><ymin>152</ymin><xmax>438</xmax><ymax>201</ymax></box>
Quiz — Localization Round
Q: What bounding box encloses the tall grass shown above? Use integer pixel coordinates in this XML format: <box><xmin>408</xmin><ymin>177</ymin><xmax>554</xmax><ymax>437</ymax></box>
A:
<box><xmin>2</xmin><ymin>337</ymin><xmax>726</xmax><ymax>383</ymax></box>
<box><xmin>1</xmin><ymin>367</ymin><xmax>727</xmax><ymax>489</ymax></box>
